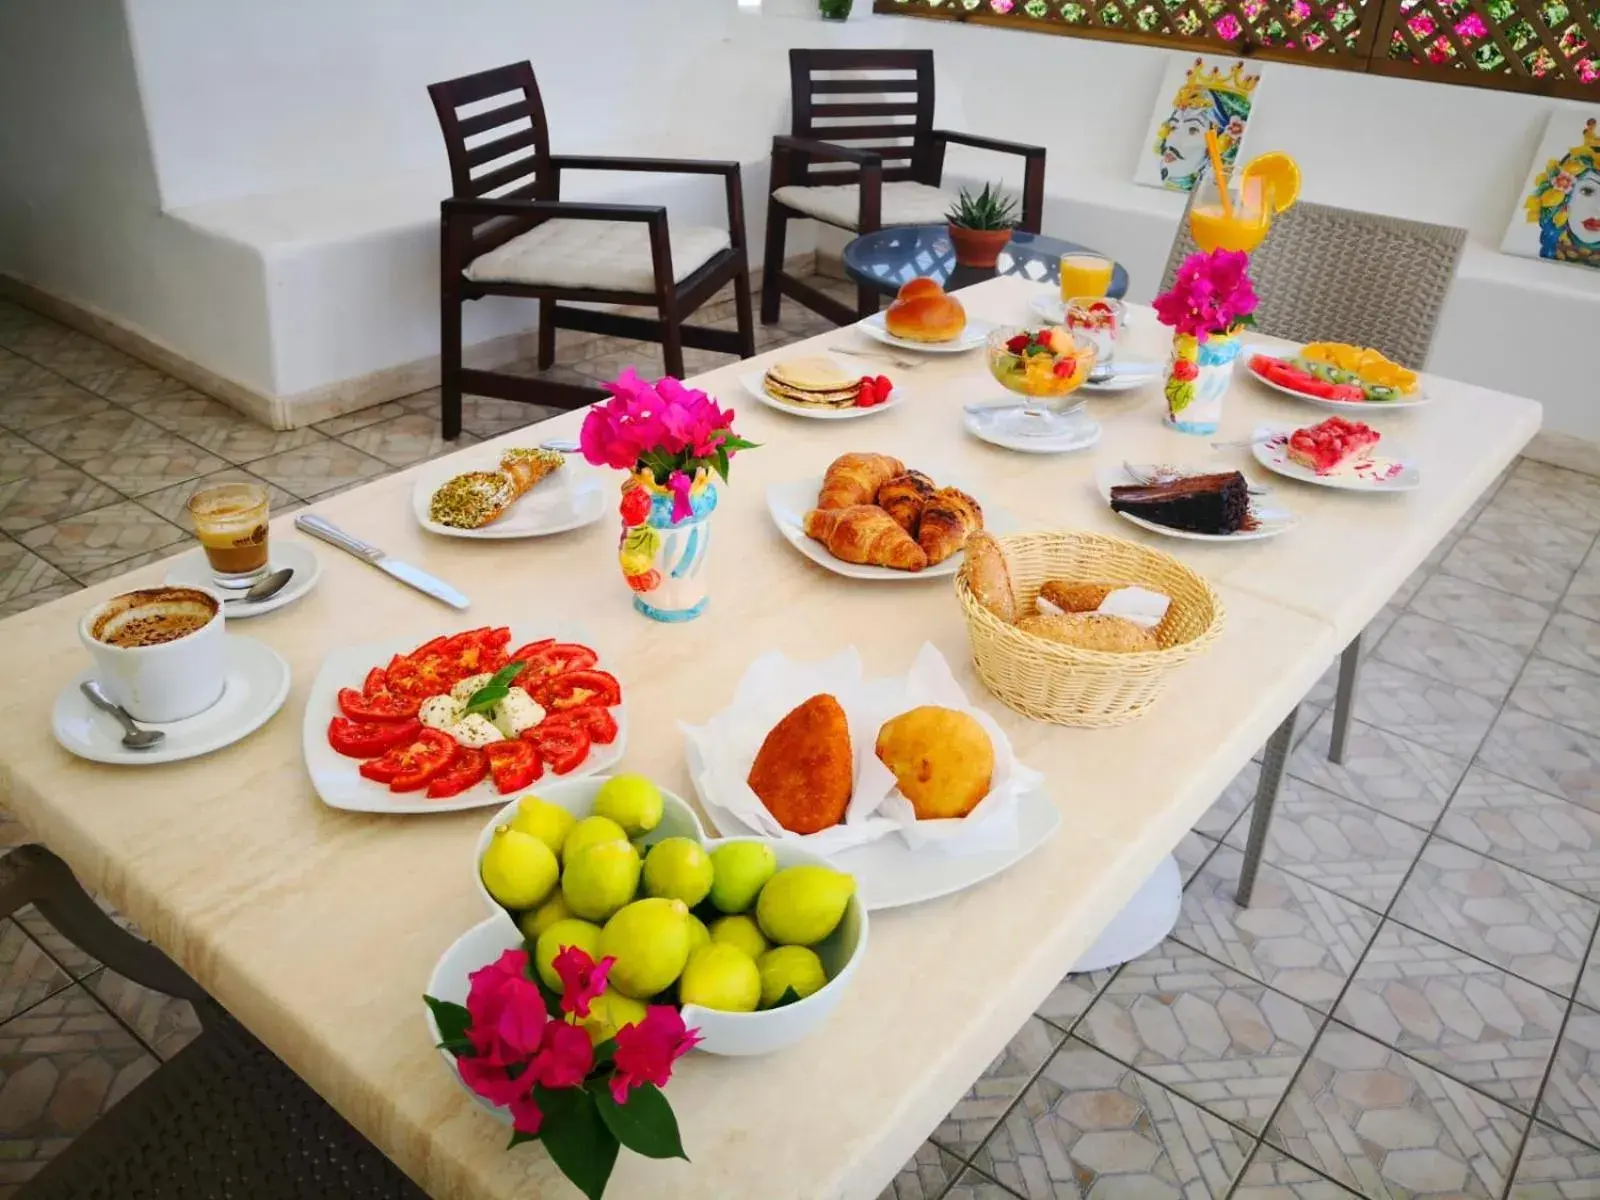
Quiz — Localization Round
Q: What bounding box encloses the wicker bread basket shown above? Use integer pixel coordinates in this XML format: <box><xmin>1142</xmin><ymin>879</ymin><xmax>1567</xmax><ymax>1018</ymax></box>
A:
<box><xmin>956</xmin><ymin>531</ymin><xmax>1224</xmax><ymax>727</ymax></box>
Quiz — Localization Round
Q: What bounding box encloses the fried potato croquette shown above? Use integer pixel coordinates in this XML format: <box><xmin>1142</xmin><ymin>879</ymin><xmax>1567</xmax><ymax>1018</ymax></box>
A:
<box><xmin>1015</xmin><ymin>612</ymin><xmax>1158</xmax><ymax>653</ymax></box>
<box><xmin>874</xmin><ymin>705</ymin><xmax>994</xmax><ymax>820</ymax></box>
<box><xmin>747</xmin><ymin>694</ymin><xmax>853</xmax><ymax>834</ymax></box>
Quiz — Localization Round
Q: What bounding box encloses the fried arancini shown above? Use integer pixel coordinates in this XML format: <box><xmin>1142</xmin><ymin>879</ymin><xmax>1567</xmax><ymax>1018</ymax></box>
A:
<box><xmin>874</xmin><ymin>706</ymin><xmax>994</xmax><ymax>820</ymax></box>
<box><xmin>747</xmin><ymin>694</ymin><xmax>853</xmax><ymax>834</ymax></box>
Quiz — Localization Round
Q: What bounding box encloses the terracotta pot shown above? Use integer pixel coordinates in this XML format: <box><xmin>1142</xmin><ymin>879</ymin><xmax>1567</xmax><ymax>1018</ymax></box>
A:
<box><xmin>947</xmin><ymin>224</ymin><xmax>1013</xmax><ymax>269</ymax></box>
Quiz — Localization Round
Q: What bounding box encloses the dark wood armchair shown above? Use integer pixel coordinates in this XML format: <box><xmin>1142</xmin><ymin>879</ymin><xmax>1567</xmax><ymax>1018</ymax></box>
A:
<box><xmin>761</xmin><ymin>49</ymin><xmax>1047</xmax><ymax>328</ymax></box>
<box><xmin>428</xmin><ymin>62</ymin><xmax>756</xmax><ymax>440</ymax></box>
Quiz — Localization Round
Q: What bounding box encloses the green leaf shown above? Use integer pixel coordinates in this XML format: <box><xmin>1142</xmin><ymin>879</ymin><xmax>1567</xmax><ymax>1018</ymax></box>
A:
<box><xmin>593</xmin><ymin>1082</ymin><xmax>689</xmax><ymax>1161</ymax></box>
<box><xmin>508</xmin><ymin>1129</ymin><xmax>541</xmax><ymax>1149</ymax></box>
<box><xmin>424</xmin><ymin>996</ymin><xmax>472</xmax><ymax>1048</ymax></box>
<box><xmin>463</xmin><ymin>661</ymin><xmax>528</xmax><ymax>715</ymax></box>
<box><xmin>768</xmin><ymin>985</ymin><xmax>803</xmax><ymax>1010</ymax></box>
<box><xmin>713</xmin><ymin>447</ymin><xmax>731</xmax><ymax>483</ymax></box>
<box><xmin>591</xmin><ymin>1037</ymin><xmax>618</xmax><ymax>1068</ymax></box>
<box><xmin>535</xmin><ymin>1086</ymin><xmax>620</xmax><ymax>1200</ymax></box>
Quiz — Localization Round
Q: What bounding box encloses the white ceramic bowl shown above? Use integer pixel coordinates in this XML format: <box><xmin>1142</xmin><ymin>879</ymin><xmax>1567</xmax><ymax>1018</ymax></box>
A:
<box><xmin>472</xmin><ymin>775</ymin><xmax>706</xmax><ymax>923</ymax></box>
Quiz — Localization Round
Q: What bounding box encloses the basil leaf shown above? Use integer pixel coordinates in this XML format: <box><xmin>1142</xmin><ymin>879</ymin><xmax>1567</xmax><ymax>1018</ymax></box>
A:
<box><xmin>463</xmin><ymin>662</ymin><xmax>526</xmax><ymax>716</ymax></box>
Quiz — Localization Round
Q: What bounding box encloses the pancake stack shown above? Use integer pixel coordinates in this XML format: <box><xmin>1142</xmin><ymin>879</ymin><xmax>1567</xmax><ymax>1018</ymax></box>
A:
<box><xmin>762</xmin><ymin>357</ymin><xmax>861</xmax><ymax>411</ymax></box>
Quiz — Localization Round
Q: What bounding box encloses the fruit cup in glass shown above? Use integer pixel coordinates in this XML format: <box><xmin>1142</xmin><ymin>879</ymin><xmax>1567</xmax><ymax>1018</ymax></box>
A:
<box><xmin>984</xmin><ymin>326</ymin><xmax>1098</xmax><ymax>440</ymax></box>
<box><xmin>1064</xmin><ymin>297</ymin><xmax>1125</xmax><ymax>369</ymax></box>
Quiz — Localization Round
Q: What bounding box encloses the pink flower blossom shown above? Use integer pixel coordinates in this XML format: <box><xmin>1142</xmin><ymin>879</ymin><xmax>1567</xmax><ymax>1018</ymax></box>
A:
<box><xmin>1289</xmin><ymin>0</ymin><xmax>1311</xmax><ymax>19</ymax></box>
<box><xmin>1153</xmin><ymin>250</ymin><xmax>1258</xmax><ymax>342</ymax></box>
<box><xmin>610</xmin><ymin>1007</ymin><xmax>701</xmax><ymax>1105</ymax></box>
<box><xmin>579</xmin><ymin>370</ymin><xmax>748</xmax><ymax>488</ymax></box>
<box><xmin>1408</xmin><ymin>11</ymin><xmax>1435</xmax><ymax>36</ymax></box>
<box><xmin>667</xmin><ymin>470</ymin><xmax>696</xmax><ymax>523</ymax></box>
<box><xmin>1453</xmin><ymin>12</ymin><xmax>1487</xmax><ymax>39</ymax></box>
<box><xmin>1555</xmin><ymin>172</ymin><xmax>1575</xmax><ymax>193</ymax></box>
<box><xmin>465</xmin><ymin>951</ymin><xmax>548</xmax><ymax>1066</ymax></box>
<box><xmin>509</xmin><ymin>1092</ymin><xmax>544</xmax><ymax>1137</ymax></box>
<box><xmin>553</xmin><ymin>947</ymin><xmax>614</xmax><ymax>1020</ymax></box>
<box><xmin>528</xmin><ymin>1020</ymin><xmax>594</xmax><ymax>1090</ymax></box>
<box><xmin>1227</xmin><ymin>116</ymin><xmax>1245</xmax><ymax>137</ymax></box>
<box><xmin>1215</xmin><ymin>12</ymin><xmax>1242</xmax><ymax>39</ymax></box>
<box><xmin>458</xmin><ymin>1055</ymin><xmax>529</xmax><ymax>1108</ymax></box>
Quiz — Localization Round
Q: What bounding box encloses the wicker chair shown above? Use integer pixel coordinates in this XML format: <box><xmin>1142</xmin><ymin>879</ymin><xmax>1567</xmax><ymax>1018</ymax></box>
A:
<box><xmin>2</xmin><ymin>845</ymin><xmax>426</xmax><ymax>1199</ymax></box>
<box><xmin>1163</xmin><ymin>199</ymin><xmax>1467</xmax><ymax>763</ymax></box>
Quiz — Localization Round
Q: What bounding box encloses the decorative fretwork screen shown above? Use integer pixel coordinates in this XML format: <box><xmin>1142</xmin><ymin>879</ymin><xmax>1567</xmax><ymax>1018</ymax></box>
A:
<box><xmin>874</xmin><ymin>0</ymin><xmax>1599</xmax><ymax>98</ymax></box>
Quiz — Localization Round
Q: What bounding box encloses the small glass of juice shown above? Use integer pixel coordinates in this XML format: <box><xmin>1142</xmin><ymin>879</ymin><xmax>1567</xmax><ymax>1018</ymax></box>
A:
<box><xmin>187</xmin><ymin>481</ymin><xmax>270</xmax><ymax>589</ymax></box>
<box><xmin>1058</xmin><ymin>253</ymin><xmax>1114</xmax><ymax>303</ymax></box>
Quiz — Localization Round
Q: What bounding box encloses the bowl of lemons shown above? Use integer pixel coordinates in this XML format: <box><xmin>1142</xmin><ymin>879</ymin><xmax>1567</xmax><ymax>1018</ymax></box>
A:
<box><xmin>463</xmin><ymin>774</ymin><xmax>868</xmax><ymax>1057</ymax></box>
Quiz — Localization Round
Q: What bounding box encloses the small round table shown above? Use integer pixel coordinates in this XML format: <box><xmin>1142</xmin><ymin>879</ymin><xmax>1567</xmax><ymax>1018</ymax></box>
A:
<box><xmin>842</xmin><ymin>225</ymin><xmax>1130</xmax><ymax>301</ymax></box>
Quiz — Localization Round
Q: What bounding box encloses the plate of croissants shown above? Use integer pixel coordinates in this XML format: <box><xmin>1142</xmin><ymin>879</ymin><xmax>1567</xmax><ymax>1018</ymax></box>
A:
<box><xmin>412</xmin><ymin>447</ymin><xmax>606</xmax><ymax>539</ymax></box>
<box><xmin>859</xmin><ymin>278</ymin><xmax>992</xmax><ymax>354</ymax></box>
<box><xmin>767</xmin><ymin>452</ymin><xmax>1011</xmax><ymax>579</ymax></box>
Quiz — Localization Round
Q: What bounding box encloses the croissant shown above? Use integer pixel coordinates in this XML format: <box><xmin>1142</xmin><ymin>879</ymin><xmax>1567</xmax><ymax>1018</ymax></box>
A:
<box><xmin>918</xmin><ymin>486</ymin><xmax>984</xmax><ymax>565</ymax></box>
<box><xmin>875</xmin><ymin>471</ymin><xmax>936</xmax><ymax>535</ymax></box>
<box><xmin>816</xmin><ymin>453</ymin><xmax>906</xmax><ymax>510</ymax></box>
<box><xmin>803</xmin><ymin>506</ymin><xmax>928</xmax><ymax>572</ymax></box>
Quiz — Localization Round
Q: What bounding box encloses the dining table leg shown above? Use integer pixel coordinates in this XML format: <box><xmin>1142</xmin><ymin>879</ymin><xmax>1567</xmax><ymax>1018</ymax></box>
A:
<box><xmin>1234</xmin><ymin>704</ymin><xmax>1300</xmax><ymax>908</ymax></box>
<box><xmin>1327</xmin><ymin>630</ymin><xmax>1364</xmax><ymax>765</ymax></box>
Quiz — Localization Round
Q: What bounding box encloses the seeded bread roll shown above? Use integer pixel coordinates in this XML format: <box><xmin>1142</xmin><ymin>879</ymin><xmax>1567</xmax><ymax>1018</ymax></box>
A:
<box><xmin>1037</xmin><ymin>581</ymin><xmax>1117</xmax><ymax>614</ymax></box>
<box><xmin>1014</xmin><ymin>612</ymin><xmax>1159</xmax><ymax>654</ymax></box>
<box><xmin>960</xmin><ymin>531</ymin><xmax>1015</xmax><ymax>624</ymax></box>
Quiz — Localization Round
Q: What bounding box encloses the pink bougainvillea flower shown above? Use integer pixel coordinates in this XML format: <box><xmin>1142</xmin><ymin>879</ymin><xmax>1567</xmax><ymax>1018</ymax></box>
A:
<box><xmin>609</xmin><ymin>1006</ymin><xmax>702</xmax><ymax>1105</ymax></box>
<box><xmin>553</xmin><ymin>947</ymin><xmax>614</xmax><ymax>1020</ymax></box>
<box><xmin>465</xmin><ymin>950</ymin><xmax>548</xmax><ymax>1065</ymax></box>
<box><xmin>667</xmin><ymin>470</ymin><xmax>696</xmax><ymax>523</ymax></box>
<box><xmin>528</xmin><ymin>1019</ymin><xmax>594</xmax><ymax>1090</ymax></box>
<box><xmin>458</xmin><ymin>1054</ymin><xmax>530</xmax><ymax>1108</ymax></box>
<box><xmin>509</xmin><ymin>1091</ymin><xmax>545</xmax><ymax>1137</ymax></box>
<box><xmin>1153</xmin><ymin>250</ymin><xmax>1257</xmax><ymax>342</ymax></box>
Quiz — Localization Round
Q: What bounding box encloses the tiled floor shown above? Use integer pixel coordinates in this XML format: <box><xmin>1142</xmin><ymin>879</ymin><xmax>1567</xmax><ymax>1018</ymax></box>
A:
<box><xmin>1</xmin><ymin>287</ymin><xmax>1599</xmax><ymax>1197</ymax></box>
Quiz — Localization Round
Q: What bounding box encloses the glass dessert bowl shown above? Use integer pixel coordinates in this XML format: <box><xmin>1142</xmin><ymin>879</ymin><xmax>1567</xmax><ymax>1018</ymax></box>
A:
<box><xmin>984</xmin><ymin>325</ymin><xmax>1098</xmax><ymax>439</ymax></box>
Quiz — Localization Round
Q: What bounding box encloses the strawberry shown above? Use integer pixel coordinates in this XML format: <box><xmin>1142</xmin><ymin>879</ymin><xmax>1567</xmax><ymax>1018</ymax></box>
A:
<box><xmin>1053</xmin><ymin>356</ymin><xmax>1077</xmax><ymax>378</ymax></box>
<box><xmin>1005</xmin><ymin>334</ymin><xmax>1030</xmax><ymax>354</ymax></box>
<box><xmin>855</xmin><ymin>376</ymin><xmax>880</xmax><ymax>407</ymax></box>
<box><xmin>874</xmin><ymin>374</ymin><xmax>893</xmax><ymax>396</ymax></box>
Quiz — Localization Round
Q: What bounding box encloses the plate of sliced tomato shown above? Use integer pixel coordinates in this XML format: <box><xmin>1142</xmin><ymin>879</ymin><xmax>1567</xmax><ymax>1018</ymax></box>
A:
<box><xmin>303</xmin><ymin>624</ymin><xmax>627</xmax><ymax>814</ymax></box>
<box><xmin>1242</xmin><ymin>349</ymin><xmax>1431</xmax><ymax>412</ymax></box>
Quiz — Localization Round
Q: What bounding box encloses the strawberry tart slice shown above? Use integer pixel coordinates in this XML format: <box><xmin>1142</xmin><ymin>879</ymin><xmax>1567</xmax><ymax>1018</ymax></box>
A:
<box><xmin>1286</xmin><ymin>416</ymin><xmax>1380</xmax><ymax>475</ymax></box>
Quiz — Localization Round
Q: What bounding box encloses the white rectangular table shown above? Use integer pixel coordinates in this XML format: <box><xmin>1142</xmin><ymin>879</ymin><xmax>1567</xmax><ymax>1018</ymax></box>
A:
<box><xmin>0</xmin><ymin>276</ymin><xmax>1539</xmax><ymax>1198</ymax></box>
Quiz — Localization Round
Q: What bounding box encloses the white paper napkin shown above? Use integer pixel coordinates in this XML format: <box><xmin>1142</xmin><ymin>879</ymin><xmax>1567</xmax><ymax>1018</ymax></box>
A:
<box><xmin>1038</xmin><ymin>585</ymin><xmax>1171</xmax><ymax>630</ymax></box>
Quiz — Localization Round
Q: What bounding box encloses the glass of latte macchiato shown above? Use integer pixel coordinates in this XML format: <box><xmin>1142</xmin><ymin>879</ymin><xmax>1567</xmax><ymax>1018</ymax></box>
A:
<box><xmin>187</xmin><ymin>481</ymin><xmax>270</xmax><ymax>589</ymax></box>
<box><xmin>80</xmin><ymin>586</ymin><xmax>226</xmax><ymax>722</ymax></box>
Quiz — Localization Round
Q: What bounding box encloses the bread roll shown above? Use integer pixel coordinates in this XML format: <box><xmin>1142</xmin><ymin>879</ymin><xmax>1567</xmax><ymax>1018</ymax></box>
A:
<box><xmin>1037</xmin><ymin>581</ymin><xmax>1117</xmax><ymax>614</ymax></box>
<box><xmin>884</xmin><ymin>284</ymin><xmax>967</xmax><ymax>344</ymax></box>
<box><xmin>895</xmin><ymin>277</ymin><xmax>944</xmax><ymax>303</ymax></box>
<box><xmin>1015</xmin><ymin>612</ymin><xmax>1159</xmax><ymax>653</ymax></box>
<box><xmin>961</xmin><ymin>531</ymin><xmax>1015</xmax><ymax>624</ymax></box>
<box><xmin>874</xmin><ymin>706</ymin><xmax>994</xmax><ymax>820</ymax></box>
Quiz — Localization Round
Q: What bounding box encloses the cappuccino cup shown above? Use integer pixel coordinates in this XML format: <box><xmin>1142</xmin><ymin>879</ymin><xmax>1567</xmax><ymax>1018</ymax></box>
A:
<box><xmin>79</xmin><ymin>586</ymin><xmax>226</xmax><ymax>722</ymax></box>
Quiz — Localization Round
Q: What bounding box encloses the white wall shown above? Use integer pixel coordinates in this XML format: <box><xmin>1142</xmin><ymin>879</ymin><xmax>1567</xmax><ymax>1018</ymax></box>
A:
<box><xmin>2</xmin><ymin>0</ymin><xmax>1595</xmax><ymax>437</ymax></box>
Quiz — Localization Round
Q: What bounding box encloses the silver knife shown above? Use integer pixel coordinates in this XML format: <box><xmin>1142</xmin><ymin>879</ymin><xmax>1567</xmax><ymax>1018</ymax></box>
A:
<box><xmin>294</xmin><ymin>513</ymin><xmax>470</xmax><ymax>610</ymax></box>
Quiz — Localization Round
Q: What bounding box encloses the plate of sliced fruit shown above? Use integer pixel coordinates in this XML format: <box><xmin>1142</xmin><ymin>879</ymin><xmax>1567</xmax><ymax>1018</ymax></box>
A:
<box><xmin>1251</xmin><ymin>418</ymin><xmax>1420</xmax><ymax>493</ymax></box>
<box><xmin>1243</xmin><ymin>342</ymin><xmax>1430</xmax><ymax>411</ymax></box>
<box><xmin>303</xmin><ymin>624</ymin><xmax>625</xmax><ymax>814</ymax></box>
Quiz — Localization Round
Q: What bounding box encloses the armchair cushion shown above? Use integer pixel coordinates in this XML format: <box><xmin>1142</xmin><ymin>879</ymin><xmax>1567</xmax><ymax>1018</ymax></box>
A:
<box><xmin>464</xmin><ymin>219</ymin><xmax>730</xmax><ymax>292</ymax></box>
<box><xmin>772</xmin><ymin>181</ymin><xmax>955</xmax><ymax>231</ymax></box>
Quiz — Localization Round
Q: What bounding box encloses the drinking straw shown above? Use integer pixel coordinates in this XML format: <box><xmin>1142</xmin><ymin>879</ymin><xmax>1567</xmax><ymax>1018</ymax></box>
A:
<box><xmin>1205</xmin><ymin>128</ymin><xmax>1235</xmax><ymax>219</ymax></box>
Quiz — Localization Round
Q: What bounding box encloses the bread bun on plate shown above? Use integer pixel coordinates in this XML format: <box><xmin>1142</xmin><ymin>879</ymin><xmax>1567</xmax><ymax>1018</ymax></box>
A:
<box><xmin>884</xmin><ymin>277</ymin><xmax>967</xmax><ymax>344</ymax></box>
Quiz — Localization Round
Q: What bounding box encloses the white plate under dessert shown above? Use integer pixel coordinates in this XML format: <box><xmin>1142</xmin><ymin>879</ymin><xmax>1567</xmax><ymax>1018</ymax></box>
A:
<box><xmin>164</xmin><ymin>541</ymin><xmax>321</xmax><ymax>618</ymax></box>
<box><xmin>856</xmin><ymin>311</ymin><xmax>992</xmax><ymax>354</ymax></box>
<box><xmin>739</xmin><ymin>366</ymin><xmax>905</xmax><ymax>422</ymax></box>
<box><xmin>1251</xmin><ymin>424</ymin><xmax>1421</xmax><ymax>493</ymax></box>
<box><xmin>411</xmin><ymin>451</ymin><xmax>606</xmax><ymax>540</ymax></box>
<box><xmin>965</xmin><ymin>406</ymin><xmax>1101</xmax><ymax>455</ymax></box>
<box><xmin>1240</xmin><ymin>345</ymin><xmax>1432</xmax><ymax>412</ymax></box>
<box><xmin>52</xmin><ymin>636</ymin><xmax>291</xmax><ymax>765</ymax></box>
<box><xmin>765</xmin><ymin>475</ymin><xmax>1017</xmax><ymax>582</ymax></box>
<box><xmin>1096</xmin><ymin>463</ymin><xmax>1298</xmax><ymax>542</ymax></box>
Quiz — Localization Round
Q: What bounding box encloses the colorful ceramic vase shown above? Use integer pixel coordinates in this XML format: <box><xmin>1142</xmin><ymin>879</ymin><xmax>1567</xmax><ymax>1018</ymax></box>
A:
<box><xmin>618</xmin><ymin>469</ymin><xmax>717</xmax><ymax>622</ymax></box>
<box><xmin>1164</xmin><ymin>331</ymin><xmax>1241</xmax><ymax>435</ymax></box>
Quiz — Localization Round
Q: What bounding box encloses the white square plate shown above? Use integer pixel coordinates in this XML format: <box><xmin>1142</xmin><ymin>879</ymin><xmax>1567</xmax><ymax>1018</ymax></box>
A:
<box><xmin>1251</xmin><ymin>424</ymin><xmax>1422</xmax><ymax>492</ymax></box>
<box><xmin>411</xmin><ymin>452</ymin><xmax>606</xmax><ymax>539</ymax></box>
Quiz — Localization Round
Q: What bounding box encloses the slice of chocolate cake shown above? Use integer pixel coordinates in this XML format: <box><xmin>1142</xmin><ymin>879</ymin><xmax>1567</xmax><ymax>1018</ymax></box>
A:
<box><xmin>1109</xmin><ymin>471</ymin><xmax>1250</xmax><ymax>535</ymax></box>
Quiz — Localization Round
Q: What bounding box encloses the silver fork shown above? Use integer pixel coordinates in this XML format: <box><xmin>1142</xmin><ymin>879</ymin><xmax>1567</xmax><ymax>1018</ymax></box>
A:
<box><xmin>1122</xmin><ymin>460</ymin><xmax>1272</xmax><ymax>496</ymax></box>
<box><xmin>827</xmin><ymin>344</ymin><xmax>927</xmax><ymax>371</ymax></box>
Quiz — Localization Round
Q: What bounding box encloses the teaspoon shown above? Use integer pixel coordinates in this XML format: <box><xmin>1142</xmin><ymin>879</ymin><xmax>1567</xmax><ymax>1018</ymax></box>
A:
<box><xmin>224</xmin><ymin>567</ymin><xmax>294</xmax><ymax>606</ymax></box>
<box><xmin>79</xmin><ymin>681</ymin><xmax>166</xmax><ymax>751</ymax></box>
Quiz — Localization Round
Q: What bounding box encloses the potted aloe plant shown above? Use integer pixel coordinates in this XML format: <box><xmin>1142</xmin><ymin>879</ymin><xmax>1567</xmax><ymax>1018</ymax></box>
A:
<box><xmin>946</xmin><ymin>184</ymin><xmax>1019</xmax><ymax>269</ymax></box>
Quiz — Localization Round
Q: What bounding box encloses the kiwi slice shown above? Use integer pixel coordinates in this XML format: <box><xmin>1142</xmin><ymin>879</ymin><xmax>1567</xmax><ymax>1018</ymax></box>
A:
<box><xmin>1366</xmin><ymin>384</ymin><xmax>1400</xmax><ymax>402</ymax></box>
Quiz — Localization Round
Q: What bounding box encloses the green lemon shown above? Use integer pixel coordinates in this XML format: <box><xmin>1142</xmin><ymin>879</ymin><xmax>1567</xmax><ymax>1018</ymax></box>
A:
<box><xmin>480</xmin><ymin>825</ymin><xmax>560</xmax><ymax>911</ymax></box>
<box><xmin>757</xmin><ymin>945</ymin><xmax>828</xmax><ymax>1009</ymax></box>
<box><xmin>561</xmin><ymin>840</ymin><xmax>641</xmax><ymax>922</ymax></box>
<box><xmin>567</xmin><ymin>987</ymin><xmax>649</xmax><ymax>1046</ymax></box>
<box><xmin>592</xmin><ymin>774</ymin><xmax>664</xmax><ymax>837</ymax></box>
<box><xmin>642</xmin><ymin>837</ymin><xmax>714</xmax><ymax>907</ymax></box>
<box><xmin>516</xmin><ymin>892</ymin><xmax>573</xmax><ymax>940</ymax></box>
<box><xmin>755</xmin><ymin>864</ymin><xmax>854</xmax><ymax>946</ymax></box>
<box><xmin>509</xmin><ymin>796</ymin><xmax>577</xmax><ymax>857</ymax></box>
<box><xmin>598</xmin><ymin>898</ymin><xmax>691</xmax><ymax>999</ymax></box>
<box><xmin>686</xmin><ymin>913</ymin><xmax>711</xmax><ymax>954</ymax></box>
<box><xmin>709</xmin><ymin>913</ymin><xmax>769</xmax><ymax>960</ymax></box>
<box><xmin>534</xmin><ymin>918</ymin><xmax>603</xmax><ymax>992</ymax></box>
<box><xmin>679</xmin><ymin>943</ymin><xmax>760</xmax><ymax>1013</ymax></box>
<box><xmin>708</xmin><ymin>842</ymin><xmax>778</xmax><ymax>914</ymax></box>
<box><xmin>563</xmin><ymin>815</ymin><xmax>629</xmax><ymax>864</ymax></box>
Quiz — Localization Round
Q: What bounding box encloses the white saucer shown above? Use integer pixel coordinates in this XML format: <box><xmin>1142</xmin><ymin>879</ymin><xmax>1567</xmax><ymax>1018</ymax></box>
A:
<box><xmin>857</xmin><ymin>311</ymin><xmax>992</xmax><ymax>354</ymax></box>
<box><xmin>165</xmin><ymin>541</ymin><xmax>321</xmax><ymax>618</ymax></box>
<box><xmin>964</xmin><ymin>406</ymin><xmax>1101</xmax><ymax>455</ymax></box>
<box><xmin>52</xmin><ymin>636</ymin><xmax>291</xmax><ymax>765</ymax></box>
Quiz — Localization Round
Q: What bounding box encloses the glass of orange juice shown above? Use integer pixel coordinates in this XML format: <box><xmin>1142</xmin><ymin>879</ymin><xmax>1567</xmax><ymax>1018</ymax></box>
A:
<box><xmin>1058</xmin><ymin>253</ymin><xmax>1114</xmax><ymax>303</ymax></box>
<box><xmin>1189</xmin><ymin>172</ymin><xmax>1273</xmax><ymax>254</ymax></box>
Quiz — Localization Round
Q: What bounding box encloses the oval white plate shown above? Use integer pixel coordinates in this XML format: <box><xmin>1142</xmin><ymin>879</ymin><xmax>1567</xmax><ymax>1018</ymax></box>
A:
<box><xmin>1251</xmin><ymin>424</ymin><xmax>1421</xmax><ymax>492</ymax></box>
<box><xmin>739</xmin><ymin>368</ymin><xmax>904</xmax><ymax>421</ymax></box>
<box><xmin>856</xmin><ymin>311</ymin><xmax>992</xmax><ymax>354</ymax></box>
<box><xmin>684</xmin><ymin>738</ymin><xmax>1060</xmax><ymax>911</ymax></box>
<box><xmin>1096</xmin><ymin>463</ymin><xmax>1298</xmax><ymax>542</ymax></box>
<box><xmin>53</xmin><ymin>636</ymin><xmax>290</xmax><ymax>765</ymax></box>
<box><xmin>965</xmin><ymin>407</ymin><xmax>1101</xmax><ymax>455</ymax></box>
<box><xmin>302</xmin><ymin>622</ymin><xmax>626</xmax><ymax>815</ymax></box>
<box><xmin>1240</xmin><ymin>346</ymin><xmax>1431</xmax><ymax>412</ymax></box>
<box><xmin>411</xmin><ymin>453</ymin><xmax>606</xmax><ymax>540</ymax></box>
<box><xmin>765</xmin><ymin>474</ymin><xmax>1016</xmax><ymax>581</ymax></box>
<box><xmin>164</xmin><ymin>541</ymin><xmax>322</xmax><ymax>618</ymax></box>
